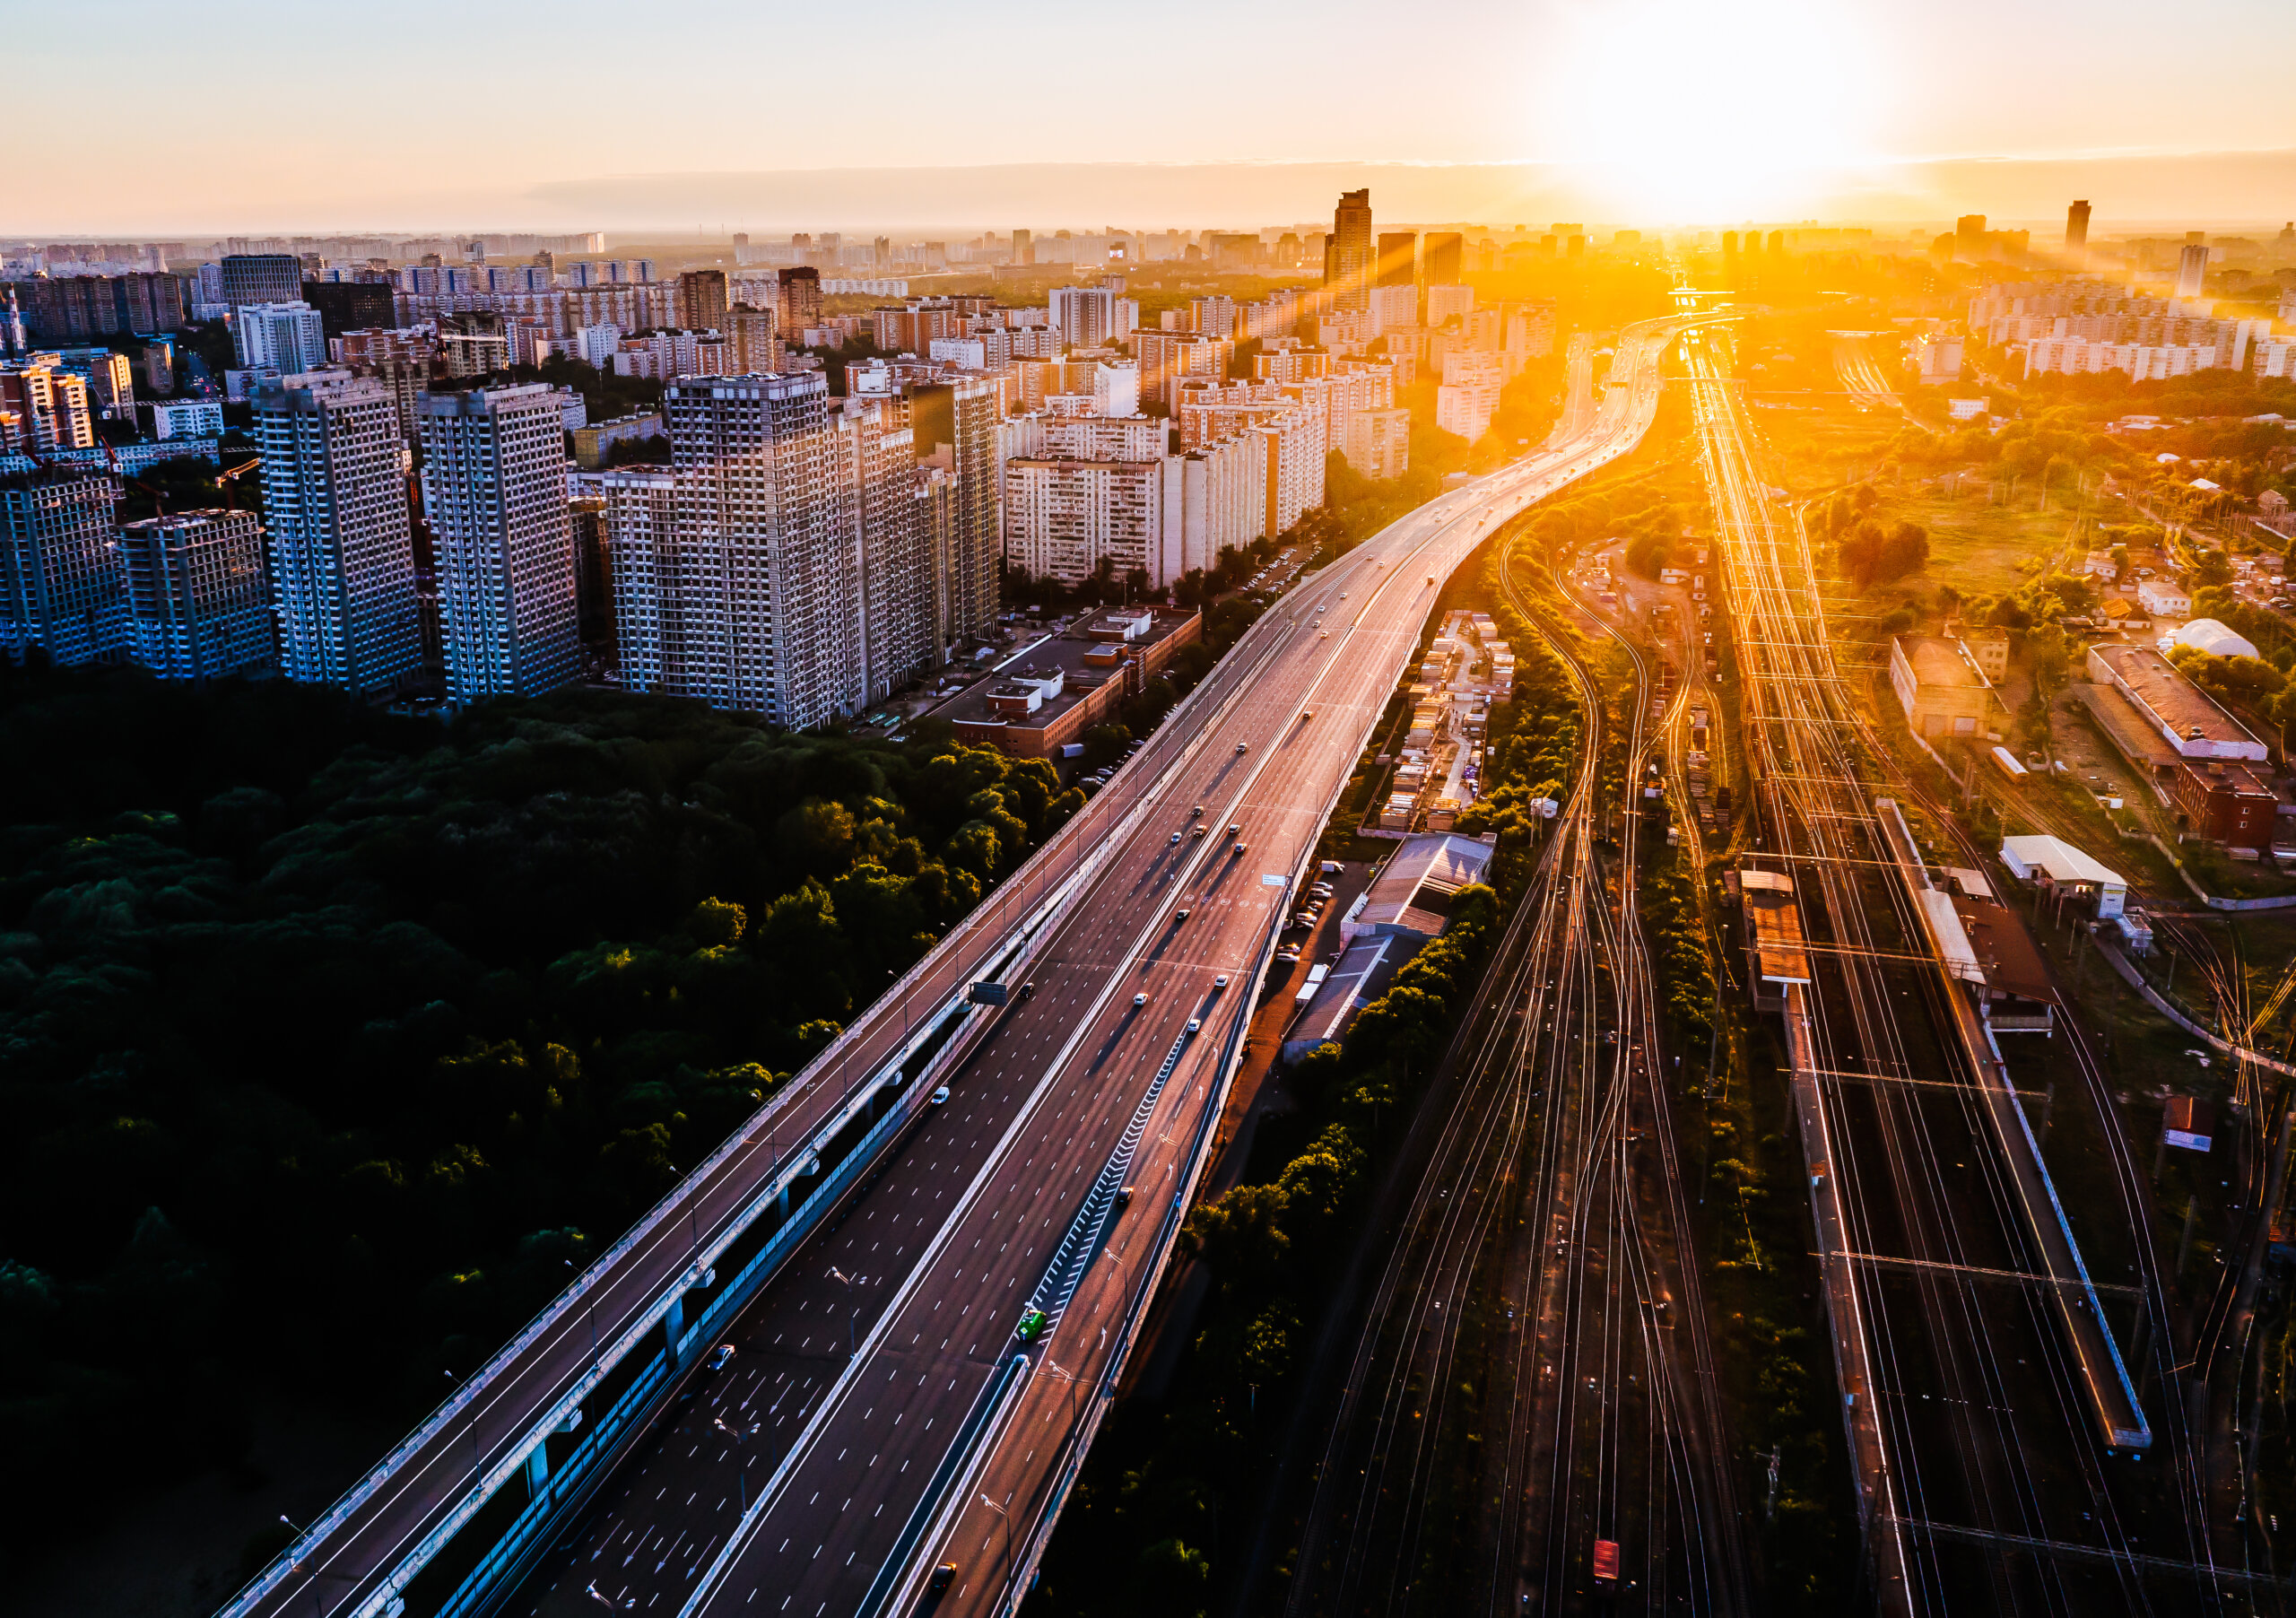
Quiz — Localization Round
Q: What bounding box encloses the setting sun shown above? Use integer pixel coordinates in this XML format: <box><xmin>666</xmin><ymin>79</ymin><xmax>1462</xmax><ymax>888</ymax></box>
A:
<box><xmin>1534</xmin><ymin>0</ymin><xmax>1883</xmax><ymax>221</ymax></box>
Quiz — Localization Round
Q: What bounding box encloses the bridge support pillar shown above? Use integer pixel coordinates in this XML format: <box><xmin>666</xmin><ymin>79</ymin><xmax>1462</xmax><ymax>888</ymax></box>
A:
<box><xmin>665</xmin><ymin>1292</ymin><xmax>686</xmax><ymax>1368</ymax></box>
<box><xmin>526</xmin><ymin>1443</ymin><xmax>550</xmax><ymax>1499</ymax></box>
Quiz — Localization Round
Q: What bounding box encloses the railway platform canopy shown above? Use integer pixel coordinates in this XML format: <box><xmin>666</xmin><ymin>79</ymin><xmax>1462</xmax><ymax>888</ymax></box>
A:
<box><xmin>1742</xmin><ymin>867</ymin><xmax>1811</xmax><ymax>1013</ymax></box>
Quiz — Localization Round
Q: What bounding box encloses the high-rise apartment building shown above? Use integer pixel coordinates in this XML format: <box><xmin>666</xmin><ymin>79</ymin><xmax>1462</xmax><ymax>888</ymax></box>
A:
<box><xmin>912</xmin><ymin>376</ymin><xmax>1000</xmax><ymax>648</ymax></box>
<box><xmin>1013</xmin><ymin>229</ymin><xmax>1034</xmax><ymax>266</ymax></box>
<box><xmin>2066</xmin><ymin>200</ymin><xmax>2092</xmax><ymax>254</ymax></box>
<box><xmin>1051</xmin><ymin>285</ymin><xmax>1122</xmax><ymax>349</ymax></box>
<box><xmin>676</xmin><ymin>269</ymin><xmax>729</xmax><ymax>333</ymax></box>
<box><xmin>233</xmin><ymin>302</ymin><xmax>328</xmax><ymax>377</ymax></box>
<box><xmin>659</xmin><ymin>370</ymin><xmax>857</xmax><ymax>725</ymax></box>
<box><xmin>0</xmin><ymin>358</ymin><xmax>96</xmax><ymax>451</ymax></box>
<box><xmin>1326</xmin><ymin>189</ymin><xmax>1374</xmax><ymax>312</ymax></box>
<box><xmin>778</xmin><ymin>267</ymin><xmax>822</xmax><ymax>334</ymax></box>
<box><xmin>2176</xmin><ymin>243</ymin><xmax>2211</xmax><ymax>300</ymax></box>
<box><xmin>0</xmin><ymin>469</ymin><xmax>125</xmax><ymax>666</ymax></box>
<box><xmin>1437</xmin><ymin>349</ymin><xmax>1504</xmax><ymax>443</ymax></box>
<box><xmin>1343</xmin><ymin>405</ymin><xmax>1411</xmax><ymax>481</ymax></box>
<box><xmin>595</xmin><ymin>467</ymin><xmax>679</xmax><ymax>693</ymax></box>
<box><xmin>253</xmin><ymin>370</ymin><xmax>422</xmax><ymax>697</ymax></box>
<box><xmin>1422</xmin><ymin>232</ymin><xmax>1464</xmax><ymax>286</ymax></box>
<box><xmin>841</xmin><ymin>395</ymin><xmax>940</xmax><ymax>701</ymax></box>
<box><xmin>727</xmin><ymin>304</ymin><xmax>780</xmax><ymax>375</ymax></box>
<box><xmin>117</xmin><ymin>509</ymin><xmax>274</xmax><ymax>680</ymax></box>
<box><xmin>1375</xmin><ymin>231</ymin><xmax>1417</xmax><ymax>287</ymax></box>
<box><xmin>417</xmin><ymin>384</ymin><xmax>580</xmax><ymax>701</ymax></box>
<box><xmin>220</xmin><ymin>253</ymin><xmax>304</xmax><ymax>310</ymax></box>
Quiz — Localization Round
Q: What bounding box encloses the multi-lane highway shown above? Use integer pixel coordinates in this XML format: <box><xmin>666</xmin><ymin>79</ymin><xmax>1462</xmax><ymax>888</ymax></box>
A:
<box><xmin>226</xmin><ymin>321</ymin><xmax>1685</xmax><ymax>1618</ymax></box>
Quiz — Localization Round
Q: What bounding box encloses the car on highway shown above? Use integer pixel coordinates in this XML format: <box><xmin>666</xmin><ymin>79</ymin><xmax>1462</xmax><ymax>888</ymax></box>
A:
<box><xmin>1016</xmin><ymin>1307</ymin><xmax>1048</xmax><ymax>1343</ymax></box>
<box><xmin>1170</xmin><ymin>831</ymin><xmax>1182</xmax><ymax>844</ymax></box>
<box><xmin>1231</xmin><ymin>842</ymin><xmax>1248</xmax><ymax>857</ymax></box>
<box><xmin>930</xmin><ymin>1086</ymin><xmax>951</xmax><ymax>1104</ymax></box>
<box><xmin>1191</xmin><ymin>804</ymin><xmax>1204</xmax><ymax>816</ymax></box>
<box><xmin>1213</xmin><ymin>974</ymin><xmax>1229</xmax><ymax>989</ymax></box>
<box><xmin>1133</xmin><ymin>992</ymin><xmax>1148</xmax><ymax>1007</ymax></box>
<box><xmin>1227</xmin><ymin>823</ymin><xmax>1240</xmax><ymax>836</ymax></box>
<box><xmin>1191</xmin><ymin>826</ymin><xmax>1207</xmax><ymax>839</ymax></box>
<box><xmin>1115</xmin><ymin>1186</ymin><xmax>1134</xmax><ymax>1209</ymax></box>
<box><xmin>1174</xmin><ymin>908</ymin><xmax>1190</xmax><ymax>921</ymax></box>
<box><xmin>708</xmin><ymin>1344</ymin><xmax>736</xmax><ymax>1370</ymax></box>
<box><xmin>1300</xmin><ymin>709</ymin><xmax>1314</xmax><ymax>722</ymax></box>
<box><xmin>1019</xmin><ymin>981</ymin><xmax>1035</xmax><ymax>1001</ymax></box>
<box><xmin>930</xmin><ymin>1564</ymin><xmax>957</xmax><ymax>1594</ymax></box>
<box><xmin>1236</xmin><ymin>741</ymin><xmax>1248</xmax><ymax>753</ymax></box>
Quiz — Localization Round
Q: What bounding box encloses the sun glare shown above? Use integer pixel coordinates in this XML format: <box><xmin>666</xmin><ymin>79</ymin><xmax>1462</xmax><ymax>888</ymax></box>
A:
<box><xmin>1535</xmin><ymin>0</ymin><xmax>1880</xmax><ymax>222</ymax></box>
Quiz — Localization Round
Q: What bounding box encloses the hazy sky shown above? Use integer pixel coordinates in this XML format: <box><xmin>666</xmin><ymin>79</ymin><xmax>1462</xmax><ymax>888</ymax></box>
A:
<box><xmin>13</xmin><ymin>0</ymin><xmax>2296</xmax><ymax>232</ymax></box>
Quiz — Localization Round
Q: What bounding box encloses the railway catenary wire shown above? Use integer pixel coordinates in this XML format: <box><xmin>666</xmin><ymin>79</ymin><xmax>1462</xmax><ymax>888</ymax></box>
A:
<box><xmin>1683</xmin><ymin>306</ymin><xmax>2205</xmax><ymax>1614</ymax></box>
<box><xmin>1285</xmin><ymin>318</ymin><xmax>1750</xmax><ymax>1618</ymax></box>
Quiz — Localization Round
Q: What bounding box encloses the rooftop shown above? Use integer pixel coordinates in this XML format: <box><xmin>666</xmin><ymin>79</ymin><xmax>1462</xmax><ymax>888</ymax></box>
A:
<box><xmin>1354</xmin><ymin>833</ymin><xmax>1495</xmax><ymax>938</ymax></box>
<box><xmin>1897</xmin><ymin>635</ymin><xmax>1987</xmax><ymax>690</ymax></box>
<box><xmin>2001</xmin><ymin>833</ymin><xmax>2127</xmax><ymax>891</ymax></box>
<box><xmin>1744</xmin><ymin>868</ymin><xmax>1811</xmax><ymax>986</ymax></box>
<box><xmin>2092</xmin><ymin>641</ymin><xmax>2263</xmax><ymax>752</ymax></box>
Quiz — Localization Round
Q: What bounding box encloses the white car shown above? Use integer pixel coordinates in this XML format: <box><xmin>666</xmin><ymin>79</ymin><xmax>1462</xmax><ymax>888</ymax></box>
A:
<box><xmin>1187</xmin><ymin>1019</ymin><xmax>1202</xmax><ymax>1033</ymax></box>
<box><xmin>1214</xmin><ymin>975</ymin><xmax>1229</xmax><ymax>989</ymax></box>
<box><xmin>1133</xmin><ymin>992</ymin><xmax>1148</xmax><ymax>1007</ymax></box>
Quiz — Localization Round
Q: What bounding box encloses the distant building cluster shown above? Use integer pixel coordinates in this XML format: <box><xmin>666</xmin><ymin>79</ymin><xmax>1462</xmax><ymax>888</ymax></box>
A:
<box><xmin>1972</xmin><ymin>280</ymin><xmax>2271</xmax><ymax>380</ymax></box>
<box><xmin>1</xmin><ymin>190</ymin><xmax>1564</xmax><ymax>717</ymax></box>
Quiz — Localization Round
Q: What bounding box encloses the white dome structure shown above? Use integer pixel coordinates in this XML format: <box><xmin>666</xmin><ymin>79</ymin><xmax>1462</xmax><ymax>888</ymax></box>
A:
<box><xmin>2170</xmin><ymin>618</ymin><xmax>2260</xmax><ymax>661</ymax></box>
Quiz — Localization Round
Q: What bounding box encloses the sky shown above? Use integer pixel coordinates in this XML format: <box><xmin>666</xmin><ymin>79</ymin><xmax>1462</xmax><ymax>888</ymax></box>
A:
<box><xmin>12</xmin><ymin>0</ymin><xmax>2296</xmax><ymax>234</ymax></box>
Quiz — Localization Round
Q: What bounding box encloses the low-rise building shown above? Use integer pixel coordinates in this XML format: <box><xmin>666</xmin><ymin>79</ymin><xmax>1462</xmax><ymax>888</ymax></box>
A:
<box><xmin>2085</xmin><ymin>642</ymin><xmax>2267</xmax><ymax>762</ymax></box>
<box><xmin>1888</xmin><ymin>634</ymin><xmax>2003</xmax><ymax>740</ymax></box>
<box><xmin>2136</xmin><ymin>578</ymin><xmax>2191</xmax><ymax>618</ymax></box>
<box><xmin>1998</xmin><ymin>834</ymin><xmax>2128</xmax><ymax>918</ymax></box>
<box><xmin>1343</xmin><ymin>833</ymin><xmax>1495</xmax><ymax>942</ymax></box>
<box><xmin>2170</xmin><ymin>758</ymin><xmax>2276</xmax><ymax>848</ymax></box>
<box><xmin>1743</xmin><ymin>868</ymin><xmax>1811</xmax><ymax>1014</ymax></box>
<box><xmin>939</xmin><ymin>607</ymin><xmax>1200</xmax><ymax>758</ymax></box>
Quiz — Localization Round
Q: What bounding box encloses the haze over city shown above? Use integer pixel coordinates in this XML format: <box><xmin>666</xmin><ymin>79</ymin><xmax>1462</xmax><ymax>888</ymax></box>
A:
<box><xmin>8</xmin><ymin>5</ymin><xmax>2296</xmax><ymax>1618</ymax></box>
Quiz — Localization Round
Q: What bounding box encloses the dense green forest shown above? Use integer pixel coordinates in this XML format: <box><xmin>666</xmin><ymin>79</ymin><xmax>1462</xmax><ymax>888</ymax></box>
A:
<box><xmin>0</xmin><ymin>667</ymin><xmax>1079</xmax><ymax>1549</ymax></box>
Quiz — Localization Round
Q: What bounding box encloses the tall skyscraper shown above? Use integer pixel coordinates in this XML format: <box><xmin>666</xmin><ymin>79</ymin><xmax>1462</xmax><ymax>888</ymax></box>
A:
<box><xmin>232</xmin><ymin>302</ymin><xmax>327</xmax><ymax>376</ymax></box>
<box><xmin>2176</xmin><ymin>242</ymin><xmax>2211</xmax><ymax>300</ymax></box>
<box><xmin>660</xmin><ymin>370</ymin><xmax>857</xmax><ymax>725</ymax></box>
<box><xmin>117</xmin><ymin>509</ymin><xmax>274</xmax><ymax>680</ymax></box>
<box><xmin>2065</xmin><ymin>200</ymin><xmax>2092</xmax><ymax>254</ymax></box>
<box><xmin>0</xmin><ymin>469</ymin><xmax>126</xmax><ymax>666</ymax></box>
<box><xmin>1326</xmin><ymin>189</ymin><xmax>1374</xmax><ymax>311</ymax></box>
<box><xmin>911</xmin><ymin>376</ymin><xmax>1000</xmax><ymax>650</ymax></box>
<box><xmin>1376</xmin><ymin>232</ymin><xmax>1418</xmax><ymax>288</ymax></box>
<box><xmin>253</xmin><ymin>370</ymin><xmax>422</xmax><ymax>697</ymax></box>
<box><xmin>596</xmin><ymin>467</ymin><xmax>679</xmax><ymax>694</ymax></box>
<box><xmin>676</xmin><ymin>269</ymin><xmax>729</xmax><ymax>332</ymax></box>
<box><xmin>1422</xmin><ymin>232</ymin><xmax>1464</xmax><ymax>287</ymax></box>
<box><xmin>219</xmin><ymin>253</ymin><xmax>304</xmax><ymax>310</ymax></box>
<box><xmin>417</xmin><ymin>384</ymin><xmax>580</xmax><ymax>702</ymax></box>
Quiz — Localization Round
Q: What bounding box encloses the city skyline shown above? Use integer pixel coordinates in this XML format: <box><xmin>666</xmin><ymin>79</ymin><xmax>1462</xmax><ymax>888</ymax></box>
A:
<box><xmin>11</xmin><ymin>0</ymin><xmax>2296</xmax><ymax>233</ymax></box>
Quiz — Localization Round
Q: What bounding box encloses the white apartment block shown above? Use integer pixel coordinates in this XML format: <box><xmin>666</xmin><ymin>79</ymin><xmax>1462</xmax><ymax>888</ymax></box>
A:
<box><xmin>840</xmin><ymin>395</ymin><xmax>940</xmax><ymax>703</ymax></box>
<box><xmin>1</xmin><ymin>359</ymin><xmax>95</xmax><ymax>451</ymax></box>
<box><xmin>595</xmin><ymin>468</ymin><xmax>679</xmax><ymax>693</ymax></box>
<box><xmin>1004</xmin><ymin>457</ymin><xmax>1175</xmax><ymax>587</ymax></box>
<box><xmin>1369</xmin><ymin>283</ymin><xmax>1418</xmax><ymax>335</ymax></box>
<box><xmin>2254</xmin><ymin>341</ymin><xmax>2296</xmax><ymax>381</ymax></box>
<box><xmin>418</xmin><ymin>385</ymin><xmax>580</xmax><ymax>702</ymax></box>
<box><xmin>1438</xmin><ymin>349</ymin><xmax>1505</xmax><ymax>442</ymax></box>
<box><xmin>253</xmin><ymin>370</ymin><xmax>422</xmax><ymax>697</ymax></box>
<box><xmin>1344</xmin><ymin>405</ymin><xmax>1411</xmax><ymax>480</ymax></box>
<box><xmin>1423</xmin><ymin>284</ymin><xmax>1474</xmax><ymax>327</ymax></box>
<box><xmin>2021</xmin><ymin>338</ymin><xmax>2223</xmax><ymax>380</ymax></box>
<box><xmin>1177</xmin><ymin>433</ymin><xmax>1263</xmax><ymax>575</ymax></box>
<box><xmin>117</xmin><ymin>509</ymin><xmax>273</xmax><ymax>680</ymax></box>
<box><xmin>660</xmin><ymin>370</ymin><xmax>860</xmax><ymax>726</ymax></box>
<box><xmin>146</xmin><ymin>398</ymin><xmax>226</xmax><ymax>439</ymax></box>
<box><xmin>232</xmin><ymin>302</ymin><xmax>327</xmax><ymax>376</ymax></box>
<box><xmin>1051</xmin><ymin>285</ymin><xmax>1123</xmax><ymax>349</ymax></box>
<box><xmin>0</xmin><ymin>469</ymin><xmax>125</xmax><ymax>666</ymax></box>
